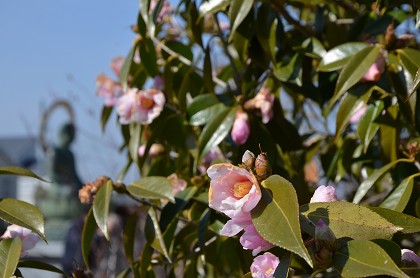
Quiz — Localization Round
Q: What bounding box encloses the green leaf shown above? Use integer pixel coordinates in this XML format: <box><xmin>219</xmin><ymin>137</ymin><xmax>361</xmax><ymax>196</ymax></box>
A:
<box><xmin>333</xmin><ymin>240</ymin><xmax>409</xmax><ymax>278</ymax></box>
<box><xmin>318</xmin><ymin>42</ymin><xmax>368</xmax><ymax>72</ymax></box>
<box><xmin>0</xmin><ymin>198</ymin><xmax>46</xmax><ymax>241</ymax></box>
<box><xmin>408</xmin><ymin>69</ymin><xmax>420</xmax><ymax>99</ymax></box>
<box><xmin>0</xmin><ymin>238</ymin><xmax>21</xmax><ymax>278</ymax></box>
<box><xmin>252</xmin><ymin>175</ymin><xmax>313</xmax><ymax>267</ymax></box>
<box><xmin>17</xmin><ymin>260</ymin><xmax>67</xmax><ymax>276</ymax></box>
<box><xmin>0</xmin><ymin>166</ymin><xmax>46</xmax><ymax>182</ymax></box>
<box><xmin>228</xmin><ymin>0</ymin><xmax>253</xmax><ymax>41</ymax></box>
<box><xmin>123</xmin><ymin>209</ymin><xmax>142</xmax><ymax>266</ymax></box>
<box><xmin>128</xmin><ymin>123</ymin><xmax>142</xmax><ymax>164</ymax></box>
<box><xmin>119</xmin><ymin>42</ymin><xmax>138</xmax><ymax>85</ymax></box>
<box><xmin>139</xmin><ymin>36</ymin><xmax>159</xmax><ymax>77</ymax></box>
<box><xmin>331</xmin><ymin>45</ymin><xmax>381</xmax><ymax>106</ymax></box>
<box><xmin>187</xmin><ymin>94</ymin><xmax>219</xmax><ymax>117</ymax></box>
<box><xmin>203</xmin><ymin>46</ymin><xmax>214</xmax><ymax>94</ymax></box>
<box><xmin>353</xmin><ymin>158</ymin><xmax>412</xmax><ymax>204</ymax></box>
<box><xmin>379</xmin><ymin>175</ymin><xmax>414</xmax><ymax>212</ymax></box>
<box><xmin>81</xmin><ymin>207</ymin><xmax>97</xmax><ymax>270</ymax></box>
<box><xmin>398</xmin><ymin>48</ymin><xmax>420</xmax><ymax>77</ymax></box>
<box><xmin>100</xmin><ymin>106</ymin><xmax>113</xmax><ymax>132</ymax></box>
<box><xmin>197</xmin><ymin>106</ymin><xmax>236</xmax><ymax>162</ymax></box>
<box><xmin>300</xmin><ymin>202</ymin><xmax>402</xmax><ymax>240</ymax></box>
<box><xmin>370</xmin><ymin>239</ymin><xmax>402</xmax><ymax>265</ymax></box>
<box><xmin>93</xmin><ymin>180</ymin><xmax>113</xmax><ymax>240</ymax></box>
<box><xmin>380</xmin><ymin>105</ymin><xmax>398</xmax><ymax>162</ymax></box>
<box><xmin>357</xmin><ymin>101</ymin><xmax>384</xmax><ymax>153</ymax></box>
<box><xmin>335</xmin><ymin>86</ymin><xmax>372</xmax><ymax>137</ymax></box>
<box><xmin>127</xmin><ymin>176</ymin><xmax>175</xmax><ymax>203</ymax></box>
<box><xmin>256</xmin><ymin>4</ymin><xmax>277</xmax><ymax>63</ymax></box>
<box><xmin>369</xmin><ymin>207</ymin><xmax>420</xmax><ymax>234</ymax></box>
<box><xmin>273</xmin><ymin>54</ymin><xmax>302</xmax><ymax>85</ymax></box>
<box><xmin>198</xmin><ymin>0</ymin><xmax>230</xmax><ymax>18</ymax></box>
<box><xmin>149</xmin><ymin>208</ymin><xmax>172</xmax><ymax>263</ymax></box>
<box><xmin>189</xmin><ymin>103</ymin><xmax>226</xmax><ymax>126</ymax></box>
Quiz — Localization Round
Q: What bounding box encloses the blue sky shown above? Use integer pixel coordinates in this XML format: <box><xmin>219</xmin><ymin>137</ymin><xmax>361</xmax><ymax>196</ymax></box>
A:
<box><xmin>0</xmin><ymin>1</ymin><xmax>140</xmax><ymax>181</ymax></box>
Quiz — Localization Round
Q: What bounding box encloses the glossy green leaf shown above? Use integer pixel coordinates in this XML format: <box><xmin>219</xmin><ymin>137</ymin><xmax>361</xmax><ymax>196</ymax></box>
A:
<box><xmin>165</xmin><ymin>41</ymin><xmax>194</xmax><ymax>62</ymax></box>
<box><xmin>189</xmin><ymin>103</ymin><xmax>226</xmax><ymax>126</ymax></box>
<box><xmin>318</xmin><ymin>42</ymin><xmax>368</xmax><ymax>72</ymax></box>
<box><xmin>0</xmin><ymin>238</ymin><xmax>21</xmax><ymax>278</ymax></box>
<box><xmin>228</xmin><ymin>0</ymin><xmax>253</xmax><ymax>41</ymax></box>
<box><xmin>335</xmin><ymin>86</ymin><xmax>372</xmax><ymax>137</ymax></box>
<box><xmin>0</xmin><ymin>166</ymin><xmax>45</xmax><ymax>182</ymax></box>
<box><xmin>408</xmin><ymin>68</ymin><xmax>420</xmax><ymax>99</ymax></box>
<box><xmin>300</xmin><ymin>202</ymin><xmax>402</xmax><ymax>240</ymax></box>
<box><xmin>353</xmin><ymin>158</ymin><xmax>412</xmax><ymax>204</ymax></box>
<box><xmin>198</xmin><ymin>0</ymin><xmax>230</xmax><ymax>18</ymax></box>
<box><xmin>197</xmin><ymin>106</ymin><xmax>236</xmax><ymax>162</ymax></box>
<box><xmin>149</xmin><ymin>208</ymin><xmax>172</xmax><ymax>263</ymax></box>
<box><xmin>93</xmin><ymin>180</ymin><xmax>113</xmax><ymax>240</ymax></box>
<box><xmin>119</xmin><ymin>42</ymin><xmax>137</xmax><ymax>85</ymax></box>
<box><xmin>357</xmin><ymin>101</ymin><xmax>384</xmax><ymax>153</ymax></box>
<box><xmin>187</xmin><ymin>94</ymin><xmax>219</xmax><ymax>117</ymax></box>
<box><xmin>398</xmin><ymin>48</ymin><xmax>420</xmax><ymax>77</ymax></box>
<box><xmin>333</xmin><ymin>240</ymin><xmax>409</xmax><ymax>277</ymax></box>
<box><xmin>123</xmin><ymin>209</ymin><xmax>142</xmax><ymax>266</ymax></box>
<box><xmin>139</xmin><ymin>36</ymin><xmax>159</xmax><ymax>77</ymax></box>
<box><xmin>81</xmin><ymin>207</ymin><xmax>97</xmax><ymax>270</ymax></box>
<box><xmin>100</xmin><ymin>106</ymin><xmax>113</xmax><ymax>132</ymax></box>
<box><xmin>0</xmin><ymin>198</ymin><xmax>46</xmax><ymax>241</ymax></box>
<box><xmin>139</xmin><ymin>243</ymin><xmax>154</xmax><ymax>277</ymax></box>
<box><xmin>252</xmin><ymin>175</ymin><xmax>313</xmax><ymax>267</ymax></box>
<box><xmin>379</xmin><ymin>175</ymin><xmax>414</xmax><ymax>212</ymax></box>
<box><xmin>331</xmin><ymin>45</ymin><xmax>381</xmax><ymax>106</ymax></box>
<box><xmin>369</xmin><ymin>207</ymin><xmax>420</xmax><ymax>234</ymax></box>
<box><xmin>129</xmin><ymin>123</ymin><xmax>142</xmax><ymax>164</ymax></box>
<box><xmin>256</xmin><ymin>4</ymin><xmax>277</xmax><ymax>63</ymax></box>
<box><xmin>333</xmin><ymin>240</ymin><xmax>408</xmax><ymax>277</ymax></box>
<box><xmin>127</xmin><ymin>176</ymin><xmax>175</xmax><ymax>203</ymax></box>
<box><xmin>371</xmin><ymin>239</ymin><xmax>402</xmax><ymax>265</ymax></box>
<box><xmin>380</xmin><ymin>105</ymin><xmax>398</xmax><ymax>162</ymax></box>
<box><xmin>188</xmin><ymin>2</ymin><xmax>203</xmax><ymax>48</ymax></box>
<box><xmin>17</xmin><ymin>260</ymin><xmax>67</xmax><ymax>276</ymax></box>
<box><xmin>274</xmin><ymin>54</ymin><xmax>302</xmax><ymax>85</ymax></box>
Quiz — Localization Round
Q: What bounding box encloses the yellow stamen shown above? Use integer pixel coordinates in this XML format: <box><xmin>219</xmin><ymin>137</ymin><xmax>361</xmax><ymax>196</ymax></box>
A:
<box><xmin>232</xmin><ymin>181</ymin><xmax>253</xmax><ymax>198</ymax></box>
<box><xmin>140</xmin><ymin>95</ymin><xmax>155</xmax><ymax>108</ymax></box>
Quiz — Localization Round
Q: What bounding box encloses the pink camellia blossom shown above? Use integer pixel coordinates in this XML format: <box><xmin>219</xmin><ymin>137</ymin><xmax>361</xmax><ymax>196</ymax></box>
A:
<box><xmin>401</xmin><ymin>249</ymin><xmax>420</xmax><ymax>267</ymax></box>
<box><xmin>96</xmin><ymin>73</ymin><xmax>124</xmax><ymax>107</ymax></box>
<box><xmin>207</xmin><ymin>163</ymin><xmax>261</xmax><ymax>218</ymax></box>
<box><xmin>138</xmin><ymin>143</ymin><xmax>165</xmax><ymax>158</ymax></box>
<box><xmin>310</xmin><ymin>185</ymin><xmax>338</xmax><ymax>203</ymax></box>
<box><xmin>231</xmin><ymin>110</ymin><xmax>250</xmax><ymax>145</ymax></box>
<box><xmin>244</xmin><ymin>87</ymin><xmax>275</xmax><ymax>124</ymax></box>
<box><xmin>167</xmin><ymin>173</ymin><xmax>187</xmax><ymax>195</ymax></box>
<box><xmin>1</xmin><ymin>224</ymin><xmax>40</xmax><ymax>256</ymax></box>
<box><xmin>240</xmin><ymin>224</ymin><xmax>274</xmax><ymax>256</ymax></box>
<box><xmin>110</xmin><ymin>56</ymin><xmax>125</xmax><ymax>78</ymax></box>
<box><xmin>117</xmin><ymin>88</ymin><xmax>165</xmax><ymax>125</ymax></box>
<box><xmin>220</xmin><ymin>211</ymin><xmax>253</xmax><ymax>237</ymax></box>
<box><xmin>250</xmin><ymin>252</ymin><xmax>280</xmax><ymax>278</ymax></box>
<box><xmin>361</xmin><ymin>53</ymin><xmax>386</xmax><ymax>82</ymax></box>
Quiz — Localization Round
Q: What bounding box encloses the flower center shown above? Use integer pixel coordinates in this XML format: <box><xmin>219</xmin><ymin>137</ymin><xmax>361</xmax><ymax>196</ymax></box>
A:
<box><xmin>232</xmin><ymin>181</ymin><xmax>253</xmax><ymax>198</ymax></box>
<box><xmin>265</xmin><ymin>267</ymin><xmax>274</xmax><ymax>276</ymax></box>
<box><xmin>140</xmin><ymin>95</ymin><xmax>155</xmax><ymax>109</ymax></box>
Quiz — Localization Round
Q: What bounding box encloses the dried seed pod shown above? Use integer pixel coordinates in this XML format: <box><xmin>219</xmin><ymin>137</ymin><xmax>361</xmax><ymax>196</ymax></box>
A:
<box><xmin>255</xmin><ymin>152</ymin><xmax>272</xmax><ymax>181</ymax></box>
<box><xmin>241</xmin><ymin>150</ymin><xmax>256</xmax><ymax>170</ymax></box>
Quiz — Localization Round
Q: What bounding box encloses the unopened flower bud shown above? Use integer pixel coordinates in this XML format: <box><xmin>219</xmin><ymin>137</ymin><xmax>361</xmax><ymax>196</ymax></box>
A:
<box><xmin>231</xmin><ymin>109</ymin><xmax>250</xmax><ymax>145</ymax></box>
<box><xmin>314</xmin><ymin>220</ymin><xmax>338</xmax><ymax>269</ymax></box>
<box><xmin>241</xmin><ymin>150</ymin><xmax>256</xmax><ymax>170</ymax></box>
<box><xmin>255</xmin><ymin>152</ymin><xmax>272</xmax><ymax>181</ymax></box>
<box><xmin>310</xmin><ymin>185</ymin><xmax>338</xmax><ymax>203</ymax></box>
<box><xmin>401</xmin><ymin>249</ymin><xmax>420</xmax><ymax>268</ymax></box>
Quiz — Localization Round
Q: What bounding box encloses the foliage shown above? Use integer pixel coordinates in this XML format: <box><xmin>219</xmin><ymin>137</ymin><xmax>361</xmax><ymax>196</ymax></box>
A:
<box><xmin>3</xmin><ymin>0</ymin><xmax>420</xmax><ymax>277</ymax></box>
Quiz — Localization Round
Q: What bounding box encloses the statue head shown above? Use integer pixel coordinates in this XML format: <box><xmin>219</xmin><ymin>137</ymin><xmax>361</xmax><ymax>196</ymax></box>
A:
<box><xmin>58</xmin><ymin>123</ymin><xmax>76</xmax><ymax>147</ymax></box>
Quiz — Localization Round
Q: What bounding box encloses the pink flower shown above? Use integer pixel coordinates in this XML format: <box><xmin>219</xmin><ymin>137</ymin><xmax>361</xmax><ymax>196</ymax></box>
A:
<box><xmin>220</xmin><ymin>212</ymin><xmax>253</xmax><ymax>237</ymax></box>
<box><xmin>117</xmin><ymin>88</ymin><xmax>165</xmax><ymax>124</ymax></box>
<box><xmin>310</xmin><ymin>185</ymin><xmax>338</xmax><ymax>203</ymax></box>
<box><xmin>96</xmin><ymin>73</ymin><xmax>124</xmax><ymax>107</ymax></box>
<box><xmin>1</xmin><ymin>224</ymin><xmax>40</xmax><ymax>256</ymax></box>
<box><xmin>361</xmin><ymin>53</ymin><xmax>385</xmax><ymax>82</ymax></box>
<box><xmin>153</xmin><ymin>76</ymin><xmax>165</xmax><ymax>91</ymax></box>
<box><xmin>231</xmin><ymin>110</ymin><xmax>250</xmax><ymax>145</ymax></box>
<box><xmin>240</xmin><ymin>225</ymin><xmax>274</xmax><ymax>256</ymax></box>
<box><xmin>349</xmin><ymin>104</ymin><xmax>367</xmax><ymax>124</ymax></box>
<box><xmin>401</xmin><ymin>249</ymin><xmax>420</xmax><ymax>267</ymax></box>
<box><xmin>167</xmin><ymin>173</ymin><xmax>187</xmax><ymax>195</ymax></box>
<box><xmin>244</xmin><ymin>87</ymin><xmax>275</xmax><ymax>124</ymax></box>
<box><xmin>110</xmin><ymin>56</ymin><xmax>125</xmax><ymax>78</ymax></box>
<box><xmin>250</xmin><ymin>252</ymin><xmax>280</xmax><ymax>278</ymax></box>
<box><xmin>138</xmin><ymin>143</ymin><xmax>165</xmax><ymax>158</ymax></box>
<box><xmin>207</xmin><ymin>163</ymin><xmax>261</xmax><ymax>218</ymax></box>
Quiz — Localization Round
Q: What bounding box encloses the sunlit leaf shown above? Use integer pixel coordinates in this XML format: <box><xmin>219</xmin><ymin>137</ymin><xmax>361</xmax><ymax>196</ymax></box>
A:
<box><xmin>357</xmin><ymin>101</ymin><xmax>384</xmax><ymax>153</ymax></box>
<box><xmin>408</xmin><ymin>69</ymin><xmax>420</xmax><ymax>99</ymax></box>
<box><xmin>127</xmin><ymin>176</ymin><xmax>175</xmax><ymax>203</ymax></box>
<box><xmin>252</xmin><ymin>175</ymin><xmax>313</xmax><ymax>267</ymax></box>
<box><xmin>353</xmin><ymin>158</ymin><xmax>412</xmax><ymax>204</ymax></box>
<box><xmin>331</xmin><ymin>45</ymin><xmax>381</xmax><ymax>106</ymax></box>
<box><xmin>0</xmin><ymin>198</ymin><xmax>46</xmax><ymax>241</ymax></box>
<box><xmin>189</xmin><ymin>103</ymin><xmax>226</xmax><ymax>126</ymax></box>
<box><xmin>398</xmin><ymin>48</ymin><xmax>420</xmax><ymax>77</ymax></box>
<box><xmin>369</xmin><ymin>207</ymin><xmax>420</xmax><ymax>234</ymax></box>
<box><xmin>0</xmin><ymin>238</ymin><xmax>21</xmax><ymax>278</ymax></box>
<box><xmin>0</xmin><ymin>166</ymin><xmax>46</xmax><ymax>182</ymax></box>
<box><xmin>300</xmin><ymin>202</ymin><xmax>402</xmax><ymax>240</ymax></box>
<box><xmin>81</xmin><ymin>207</ymin><xmax>97</xmax><ymax>270</ymax></box>
<box><xmin>333</xmin><ymin>240</ymin><xmax>409</xmax><ymax>277</ymax></box>
<box><xmin>318</xmin><ymin>42</ymin><xmax>368</xmax><ymax>72</ymax></box>
<box><xmin>93</xmin><ymin>180</ymin><xmax>113</xmax><ymax>240</ymax></box>
<box><xmin>149</xmin><ymin>208</ymin><xmax>172</xmax><ymax>263</ymax></box>
<box><xmin>228</xmin><ymin>0</ymin><xmax>253</xmax><ymax>41</ymax></box>
<box><xmin>199</xmin><ymin>0</ymin><xmax>230</xmax><ymax>18</ymax></box>
<box><xmin>380</xmin><ymin>175</ymin><xmax>414</xmax><ymax>212</ymax></box>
